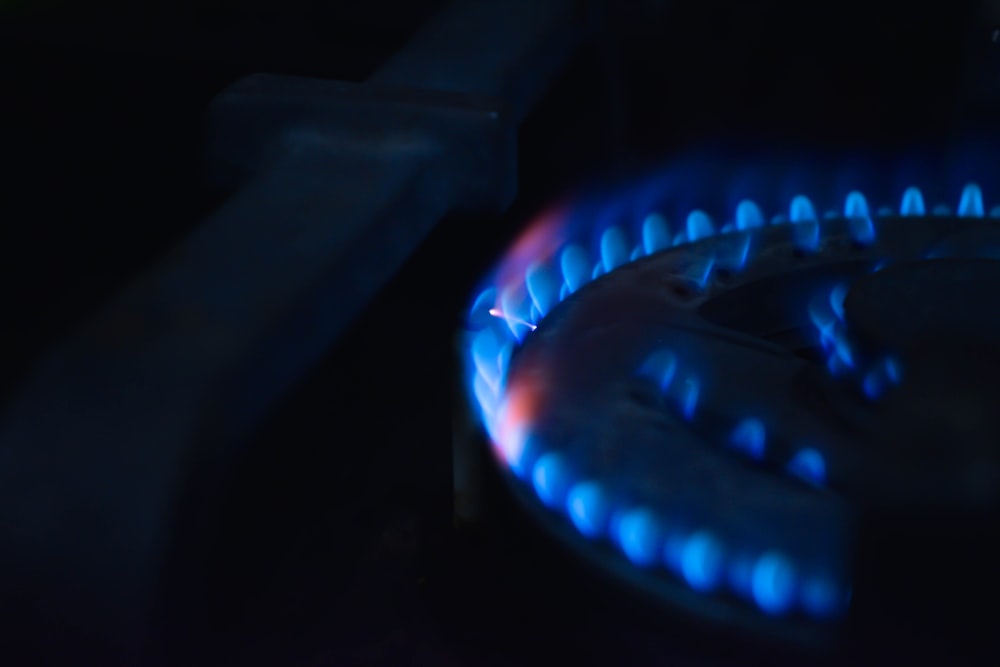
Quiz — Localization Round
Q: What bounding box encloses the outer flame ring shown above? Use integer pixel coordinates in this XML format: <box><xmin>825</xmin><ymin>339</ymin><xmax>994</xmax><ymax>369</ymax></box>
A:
<box><xmin>462</xmin><ymin>165</ymin><xmax>995</xmax><ymax>625</ymax></box>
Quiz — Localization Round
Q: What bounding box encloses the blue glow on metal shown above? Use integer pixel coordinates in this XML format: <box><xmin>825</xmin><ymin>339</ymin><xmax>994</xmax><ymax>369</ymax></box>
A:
<box><xmin>808</xmin><ymin>277</ymin><xmax>912</xmax><ymax>399</ymax></box>
<box><xmin>862</xmin><ymin>356</ymin><xmax>904</xmax><ymax>399</ymax></box>
<box><xmin>800</xmin><ymin>576</ymin><xmax>844</xmax><ymax>618</ymax></box>
<box><xmin>725</xmin><ymin>556</ymin><xmax>755</xmax><ymax>601</ymax></box>
<box><xmin>932</xmin><ymin>203</ymin><xmax>951</xmax><ymax>216</ymax></box>
<box><xmin>833</xmin><ymin>334</ymin><xmax>855</xmax><ymax>368</ymax></box>
<box><xmin>792</xmin><ymin>219</ymin><xmax>821</xmax><ymax>252</ymax></box>
<box><xmin>811</xmin><ymin>278</ymin><xmax>875</xmax><ymax>381</ymax></box>
<box><xmin>733</xmin><ymin>234</ymin><xmax>753</xmax><ymax>270</ymax></box>
<box><xmin>827</xmin><ymin>353</ymin><xmax>849</xmax><ymax>377</ymax></box>
<box><xmin>601</xmin><ymin>226</ymin><xmax>630</xmax><ymax>273</ymax></box>
<box><xmin>566</xmin><ymin>481</ymin><xmax>612</xmax><ymax>538</ymax></box>
<box><xmin>663</xmin><ymin>533</ymin><xmax>686</xmax><ymax>572</ymax></box>
<box><xmin>808</xmin><ymin>301</ymin><xmax>837</xmax><ymax>350</ymax></box>
<box><xmin>613</xmin><ymin>508</ymin><xmax>663</xmax><ymax>567</ymax></box>
<box><xmin>532</xmin><ymin>452</ymin><xmax>574</xmax><ymax>509</ymax></box>
<box><xmin>752</xmin><ymin>552</ymin><xmax>797</xmax><ymax>615</ymax></box>
<box><xmin>787</xmin><ymin>448</ymin><xmax>826</xmax><ymax>485</ymax></box>
<box><xmin>695</xmin><ymin>257</ymin><xmax>717</xmax><ymax>289</ymax></box>
<box><xmin>847</xmin><ymin>215</ymin><xmax>876</xmax><ymax>245</ymax></box>
<box><xmin>680</xmin><ymin>531</ymin><xmax>726</xmax><ymax>592</ymax></box>
<box><xmin>729</xmin><ymin>418</ymin><xmax>766</xmax><ymax>459</ymax></box>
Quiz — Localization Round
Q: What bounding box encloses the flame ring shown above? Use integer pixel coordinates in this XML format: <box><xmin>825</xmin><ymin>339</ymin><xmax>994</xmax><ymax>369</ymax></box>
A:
<box><xmin>463</xmin><ymin>175</ymin><xmax>995</xmax><ymax>628</ymax></box>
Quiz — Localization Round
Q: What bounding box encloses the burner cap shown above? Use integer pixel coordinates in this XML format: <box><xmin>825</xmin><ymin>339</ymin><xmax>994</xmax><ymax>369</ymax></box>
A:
<box><xmin>463</xmin><ymin>173</ymin><xmax>1000</xmax><ymax>652</ymax></box>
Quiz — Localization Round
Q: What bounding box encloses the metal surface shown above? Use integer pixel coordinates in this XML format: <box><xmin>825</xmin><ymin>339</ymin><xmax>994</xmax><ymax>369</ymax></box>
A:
<box><xmin>371</xmin><ymin>0</ymin><xmax>583</xmax><ymax>123</ymax></box>
<box><xmin>0</xmin><ymin>0</ymin><xmax>584</xmax><ymax>659</ymax></box>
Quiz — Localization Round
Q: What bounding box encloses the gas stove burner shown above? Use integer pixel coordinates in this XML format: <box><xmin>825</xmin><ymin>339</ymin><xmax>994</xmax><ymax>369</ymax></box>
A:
<box><xmin>460</xmin><ymin>160</ymin><xmax>1000</xmax><ymax>644</ymax></box>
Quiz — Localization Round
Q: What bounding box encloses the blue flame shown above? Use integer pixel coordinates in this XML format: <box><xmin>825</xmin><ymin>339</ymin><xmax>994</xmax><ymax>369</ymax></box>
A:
<box><xmin>900</xmin><ymin>186</ymin><xmax>926</xmax><ymax>215</ymax></box>
<box><xmin>736</xmin><ymin>199</ymin><xmax>765</xmax><ymax>229</ymax></box>
<box><xmin>958</xmin><ymin>183</ymin><xmax>984</xmax><ymax>217</ymax></box>
<box><xmin>639</xmin><ymin>350</ymin><xmax>704</xmax><ymax>422</ymax></box>
<box><xmin>680</xmin><ymin>376</ymin><xmax>701</xmax><ymax>421</ymax></box>
<box><xmin>641</xmin><ymin>213</ymin><xmax>671</xmax><ymax>254</ymax></box>
<box><xmin>752</xmin><ymin>552</ymin><xmax>797</xmax><ymax>615</ymax></box>
<box><xmin>787</xmin><ymin>448</ymin><xmax>827</xmax><ymax>485</ymax></box>
<box><xmin>560</xmin><ymin>245</ymin><xmax>590</xmax><ymax>294</ymax></box>
<box><xmin>829</xmin><ymin>283</ymin><xmax>848</xmax><ymax>321</ymax></box>
<box><xmin>464</xmin><ymin>151</ymin><xmax>996</xmax><ymax>624</ymax></box>
<box><xmin>525</xmin><ymin>262</ymin><xmax>560</xmax><ymax>318</ymax></box>
<box><xmin>808</xmin><ymin>277</ymin><xmax>909</xmax><ymax>399</ymax></box>
<box><xmin>844</xmin><ymin>191</ymin><xmax>870</xmax><ymax>218</ymax></box>
<box><xmin>680</xmin><ymin>531</ymin><xmax>726</xmax><ymax>592</ymax></box>
<box><xmin>638</xmin><ymin>349</ymin><xmax>678</xmax><ymax>390</ymax></box>
<box><xmin>601</xmin><ymin>226</ymin><xmax>629</xmax><ymax>272</ymax></box>
<box><xmin>730</xmin><ymin>418</ymin><xmax>767</xmax><ymax>460</ymax></box>
<box><xmin>789</xmin><ymin>195</ymin><xmax>818</xmax><ymax>222</ymax></box>
<box><xmin>687</xmin><ymin>210</ymin><xmax>715</xmax><ymax>241</ymax></box>
<box><xmin>566</xmin><ymin>481</ymin><xmax>612</xmax><ymax>539</ymax></box>
<box><xmin>532</xmin><ymin>452</ymin><xmax>574</xmax><ymax>510</ymax></box>
<box><xmin>612</xmin><ymin>508</ymin><xmax>663</xmax><ymax>567</ymax></box>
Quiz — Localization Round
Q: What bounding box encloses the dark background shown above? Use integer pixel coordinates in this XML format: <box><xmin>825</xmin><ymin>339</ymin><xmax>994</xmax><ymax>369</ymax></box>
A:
<box><xmin>0</xmin><ymin>1</ymin><xmax>994</xmax><ymax>664</ymax></box>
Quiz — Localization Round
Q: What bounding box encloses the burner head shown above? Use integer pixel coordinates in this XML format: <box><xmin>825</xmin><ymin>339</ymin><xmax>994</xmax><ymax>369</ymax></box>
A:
<box><xmin>462</xmin><ymin>163</ymin><xmax>1000</xmax><ymax>653</ymax></box>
